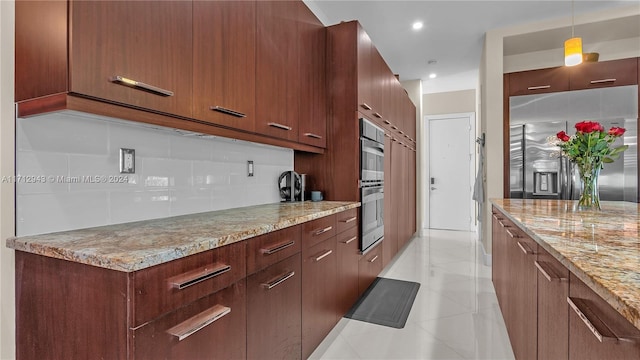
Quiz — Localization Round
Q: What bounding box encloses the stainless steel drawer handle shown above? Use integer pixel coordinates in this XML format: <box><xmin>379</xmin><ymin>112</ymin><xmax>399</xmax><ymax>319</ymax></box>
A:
<box><xmin>169</xmin><ymin>263</ymin><xmax>231</xmax><ymax>290</ymax></box>
<box><xmin>492</xmin><ymin>214</ymin><xmax>503</xmax><ymax>221</ymax></box>
<box><xmin>534</xmin><ymin>260</ymin><xmax>567</xmax><ymax>282</ymax></box>
<box><xmin>261</xmin><ymin>240</ymin><xmax>296</xmax><ymax>255</ymax></box>
<box><xmin>590</xmin><ymin>78</ymin><xmax>616</xmax><ymax>84</ymax></box>
<box><xmin>368</xmin><ymin>255</ymin><xmax>379</xmax><ymax>263</ymax></box>
<box><xmin>342</xmin><ymin>236</ymin><xmax>357</xmax><ymax>245</ymax></box>
<box><xmin>567</xmin><ymin>297</ymin><xmax>639</xmax><ymax>344</ymax></box>
<box><xmin>391</xmin><ymin>125</ymin><xmax>399</xmax><ymax>130</ymax></box>
<box><xmin>527</xmin><ymin>85</ymin><xmax>551</xmax><ymax>90</ymax></box>
<box><xmin>268</xmin><ymin>122</ymin><xmax>292</xmax><ymax>131</ymax></box>
<box><xmin>384</xmin><ymin>133</ymin><xmax>392</xmax><ymax>138</ymax></box>
<box><xmin>373</xmin><ymin>112</ymin><xmax>382</xmax><ymax>118</ymax></box>
<box><xmin>383</xmin><ymin>120</ymin><xmax>391</xmax><ymax>125</ymax></box>
<box><xmin>313</xmin><ymin>226</ymin><xmax>333</xmax><ymax>236</ymax></box>
<box><xmin>314</xmin><ymin>249</ymin><xmax>333</xmax><ymax>262</ymax></box>
<box><xmin>360</xmin><ymin>103</ymin><xmax>372</xmax><ymax>110</ymax></box>
<box><xmin>262</xmin><ymin>270</ymin><xmax>296</xmax><ymax>290</ymax></box>
<box><xmin>304</xmin><ymin>132</ymin><xmax>323</xmax><ymax>139</ymax></box>
<box><xmin>516</xmin><ymin>241</ymin><xmax>534</xmax><ymax>255</ymax></box>
<box><xmin>340</xmin><ymin>216</ymin><xmax>357</xmax><ymax>224</ymax></box>
<box><xmin>211</xmin><ymin>106</ymin><xmax>246</xmax><ymax>118</ymax></box>
<box><xmin>506</xmin><ymin>229</ymin><xmax>519</xmax><ymax>239</ymax></box>
<box><xmin>167</xmin><ymin>304</ymin><xmax>231</xmax><ymax>341</ymax></box>
<box><xmin>109</xmin><ymin>75</ymin><xmax>174</xmax><ymax>97</ymax></box>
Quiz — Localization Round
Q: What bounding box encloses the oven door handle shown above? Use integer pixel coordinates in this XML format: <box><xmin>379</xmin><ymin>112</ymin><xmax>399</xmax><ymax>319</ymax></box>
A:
<box><xmin>361</xmin><ymin>139</ymin><xmax>384</xmax><ymax>156</ymax></box>
<box><xmin>362</xmin><ymin>187</ymin><xmax>384</xmax><ymax>202</ymax></box>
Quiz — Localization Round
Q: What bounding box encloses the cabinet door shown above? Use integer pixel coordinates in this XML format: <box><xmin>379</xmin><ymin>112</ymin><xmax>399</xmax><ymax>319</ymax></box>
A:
<box><xmin>569</xmin><ymin>58</ymin><xmax>638</xmax><ymax>90</ymax></box>
<box><xmin>302</xmin><ymin>236</ymin><xmax>338</xmax><ymax>359</ymax></box>
<box><xmin>255</xmin><ymin>0</ymin><xmax>299</xmax><ymax>141</ymax></box>
<box><xmin>536</xmin><ymin>246</ymin><xmax>569</xmax><ymax>360</ymax></box>
<box><xmin>568</xmin><ymin>273</ymin><xmax>640</xmax><ymax>360</ymax></box>
<box><xmin>247</xmin><ymin>254</ymin><xmax>302</xmax><ymax>360</ymax></box>
<box><xmin>336</xmin><ymin>226</ymin><xmax>361</xmax><ymax>316</ymax></box>
<box><xmin>508</xmin><ymin>67</ymin><xmax>570</xmax><ymax>96</ymax></box>
<box><xmin>193</xmin><ymin>1</ymin><xmax>256</xmax><ymax>132</ymax></box>
<box><xmin>358</xmin><ymin>242</ymin><xmax>383</xmax><ymax>295</ymax></box>
<box><xmin>297</xmin><ymin>3</ymin><xmax>327</xmax><ymax>148</ymax></box>
<box><xmin>357</xmin><ymin>25</ymin><xmax>375</xmax><ymax>117</ymax></box>
<box><xmin>382</xmin><ymin>132</ymin><xmax>397</xmax><ymax>268</ymax></box>
<box><xmin>491</xmin><ymin>209</ymin><xmax>509</xmax><ymax>316</ymax></box>
<box><xmin>133</xmin><ymin>281</ymin><xmax>246</xmax><ymax>360</ymax></box>
<box><xmin>69</xmin><ymin>1</ymin><xmax>192</xmax><ymax>117</ymax></box>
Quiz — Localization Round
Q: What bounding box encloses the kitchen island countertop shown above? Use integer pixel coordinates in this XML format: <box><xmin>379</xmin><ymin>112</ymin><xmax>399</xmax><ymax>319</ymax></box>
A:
<box><xmin>491</xmin><ymin>199</ymin><xmax>640</xmax><ymax>331</ymax></box>
<box><xmin>6</xmin><ymin>201</ymin><xmax>360</xmax><ymax>272</ymax></box>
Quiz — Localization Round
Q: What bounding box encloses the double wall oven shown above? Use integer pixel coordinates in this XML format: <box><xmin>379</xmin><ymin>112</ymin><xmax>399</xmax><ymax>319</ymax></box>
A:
<box><xmin>359</xmin><ymin>118</ymin><xmax>384</xmax><ymax>253</ymax></box>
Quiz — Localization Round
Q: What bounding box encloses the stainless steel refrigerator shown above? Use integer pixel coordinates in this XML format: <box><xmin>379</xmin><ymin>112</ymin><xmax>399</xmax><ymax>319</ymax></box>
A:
<box><xmin>509</xmin><ymin>85</ymin><xmax>638</xmax><ymax>202</ymax></box>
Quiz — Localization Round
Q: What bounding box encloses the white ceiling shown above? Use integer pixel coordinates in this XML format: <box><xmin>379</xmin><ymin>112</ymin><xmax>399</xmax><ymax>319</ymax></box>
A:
<box><xmin>305</xmin><ymin>0</ymin><xmax>638</xmax><ymax>94</ymax></box>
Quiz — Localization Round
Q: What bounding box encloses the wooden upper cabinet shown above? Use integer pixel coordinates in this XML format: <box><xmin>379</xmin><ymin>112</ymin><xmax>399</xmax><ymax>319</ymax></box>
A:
<box><xmin>370</xmin><ymin>48</ymin><xmax>388</xmax><ymax>120</ymax></box>
<box><xmin>508</xmin><ymin>67</ymin><xmax>570</xmax><ymax>96</ymax></box>
<box><xmin>255</xmin><ymin>0</ymin><xmax>300</xmax><ymax>142</ymax></box>
<box><xmin>357</xmin><ymin>25</ymin><xmax>376</xmax><ymax>116</ymax></box>
<box><xmin>69</xmin><ymin>1</ymin><xmax>193</xmax><ymax>118</ymax></box>
<box><xmin>193</xmin><ymin>1</ymin><xmax>256</xmax><ymax>132</ymax></box>
<box><xmin>569</xmin><ymin>57</ymin><xmax>638</xmax><ymax>90</ymax></box>
<box><xmin>297</xmin><ymin>2</ymin><xmax>327</xmax><ymax>148</ymax></box>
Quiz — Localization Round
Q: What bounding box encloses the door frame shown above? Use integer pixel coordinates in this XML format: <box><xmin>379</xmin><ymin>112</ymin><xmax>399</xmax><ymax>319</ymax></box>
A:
<box><xmin>424</xmin><ymin>112</ymin><xmax>476</xmax><ymax>231</ymax></box>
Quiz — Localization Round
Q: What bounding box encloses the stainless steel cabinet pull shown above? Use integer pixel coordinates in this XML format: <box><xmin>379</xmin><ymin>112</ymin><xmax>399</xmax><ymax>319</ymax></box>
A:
<box><xmin>304</xmin><ymin>132</ymin><xmax>323</xmax><ymax>139</ymax></box>
<box><xmin>527</xmin><ymin>85</ymin><xmax>551</xmax><ymax>90</ymax></box>
<box><xmin>368</xmin><ymin>255</ymin><xmax>379</xmax><ymax>263</ymax></box>
<box><xmin>534</xmin><ymin>260</ymin><xmax>567</xmax><ymax>282</ymax></box>
<box><xmin>342</xmin><ymin>236</ymin><xmax>357</xmax><ymax>245</ymax></box>
<box><xmin>268</xmin><ymin>122</ymin><xmax>292</xmax><ymax>131</ymax></box>
<box><xmin>211</xmin><ymin>106</ymin><xmax>246</xmax><ymax>118</ymax></box>
<box><xmin>499</xmin><ymin>220</ymin><xmax>509</xmax><ymax>228</ymax></box>
<box><xmin>506</xmin><ymin>229</ymin><xmax>519</xmax><ymax>239</ymax></box>
<box><xmin>384</xmin><ymin>133</ymin><xmax>392</xmax><ymax>138</ymax></box>
<box><xmin>314</xmin><ymin>250</ymin><xmax>333</xmax><ymax>262</ymax></box>
<box><xmin>262</xmin><ymin>271</ymin><xmax>295</xmax><ymax>290</ymax></box>
<box><xmin>590</xmin><ymin>78</ymin><xmax>616</xmax><ymax>84</ymax></box>
<box><xmin>567</xmin><ymin>297</ymin><xmax>639</xmax><ymax>344</ymax></box>
<box><xmin>340</xmin><ymin>216</ymin><xmax>357</xmax><ymax>224</ymax></box>
<box><xmin>166</xmin><ymin>304</ymin><xmax>231</xmax><ymax>341</ymax></box>
<box><xmin>169</xmin><ymin>263</ymin><xmax>231</xmax><ymax>290</ymax></box>
<box><xmin>516</xmin><ymin>241</ymin><xmax>534</xmax><ymax>255</ymax></box>
<box><xmin>313</xmin><ymin>226</ymin><xmax>333</xmax><ymax>236</ymax></box>
<box><xmin>360</xmin><ymin>103</ymin><xmax>372</xmax><ymax>110</ymax></box>
<box><xmin>391</xmin><ymin>125</ymin><xmax>399</xmax><ymax>130</ymax></box>
<box><xmin>373</xmin><ymin>112</ymin><xmax>382</xmax><ymax>118</ymax></box>
<box><xmin>110</xmin><ymin>75</ymin><xmax>174</xmax><ymax>97</ymax></box>
<box><xmin>261</xmin><ymin>240</ymin><xmax>295</xmax><ymax>255</ymax></box>
<box><xmin>383</xmin><ymin>120</ymin><xmax>391</xmax><ymax>125</ymax></box>
<box><xmin>492</xmin><ymin>214</ymin><xmax>503</xmax><ymax>221</ymax></box>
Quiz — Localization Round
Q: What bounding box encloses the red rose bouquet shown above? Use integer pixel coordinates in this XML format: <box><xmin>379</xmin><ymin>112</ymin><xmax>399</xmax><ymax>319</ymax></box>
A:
<box><xmin>549</xmin><ymin>121</ymin><xmax>628</xmax><ymax>210</ymax></box>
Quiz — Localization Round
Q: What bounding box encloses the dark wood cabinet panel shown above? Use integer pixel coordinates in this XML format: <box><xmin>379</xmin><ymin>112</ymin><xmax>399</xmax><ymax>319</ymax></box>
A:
<box><xmin>193</xmin><ymin>0</ymin><xmax>256</xmax><ymax>132</ymax></box>
<box><xmin>247</xmin><ymin>225</ymin><xmax>301</xmax><ymax>275</ymax></box>
<box><xmin>358</xmin><ymin>242</ymin><xmax>383</xmax><ymax>295</ymax></box>
<box><xmin>382</xmin><ymin>132</ymin><xmax>397</xmax><ymax>269</ymax></box>
<box><xmin>537</xmin><ymin>246</ymin><xmax>569</xmax><ymax>360</ymax></box>
<box><xmin>569</xmin><ymin>273</ymin><xmax>640</xmax><ymax>360</ymax></box>
<box><xmin>336</xmin><ymin>226</ymin><xmax>361</xmax><ymax>316</ymax></box>
<box><xmin>336</xmin><ymin>207</ymin><xmax>358</xmax><ymax>234</ymax></box>
<box><xmin>302</xmin><ymin>214</ymin><xmax>337</xmax><ymax>250</ymax></box>
<box><xmin>255</xmin><ymin>0</ymin><xmax>299</xmax><ymax>141</ymax></box>
<box><xmin>247</xmin><ymin>254</ymin><xmax>302</xmax><ymax>360</ymax></box>
<box><xmin>297</xmin><ymin>2</ymin><xmax>327</xmax><ymax>148</ymax></box>
<box><xmin>357</xmin><ymin>25</ymin><xmax>375</xmax><ymax>118</ymax></box>
<box><xmin>508</xmin><ymin>67</ymin><xmax>570</xmax><ymax>96</ymax></box>
<box><xmin>569</xmin><ymin>57</ymin><xmax>638</xmax><ymax>90</ymax></box>
<box><xmin>69</xmin><ymin>1</ymin><xmax>193</xmax><ymax>118</ymax></box>
<box><xmin>302</xmin><ymin>237</ymin><xmax>338</xmax><ymax>359</ymax></box>
<box><xmin>133</xmin><ymin>281</ymin><xmax>247</xmax><ymax>360</ymax></box>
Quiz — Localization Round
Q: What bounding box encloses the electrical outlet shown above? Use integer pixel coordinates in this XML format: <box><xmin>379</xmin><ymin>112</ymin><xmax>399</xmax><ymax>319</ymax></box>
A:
<box><xmin>247</xmin><ymin>160</ymin><xmax>254</xmax><ymax>177</ymax></box>
<box><xmin>120</xmin><ymin>148</ymin><xmax>135</xmax><ymax>174</ymax></box>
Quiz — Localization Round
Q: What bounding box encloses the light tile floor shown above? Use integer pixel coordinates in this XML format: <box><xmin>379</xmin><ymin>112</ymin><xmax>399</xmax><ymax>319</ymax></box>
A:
<box><xmin>309</xmin><ymin>229</ymin><xmax>515</xmax><ymax>360</ymax></box>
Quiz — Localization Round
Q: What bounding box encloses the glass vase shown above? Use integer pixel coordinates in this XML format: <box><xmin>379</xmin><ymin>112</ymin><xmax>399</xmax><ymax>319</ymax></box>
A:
<box><xmin>576</xmin><ymin>162</ymin><xmax>601</xmax><ymax>211</ymax></box>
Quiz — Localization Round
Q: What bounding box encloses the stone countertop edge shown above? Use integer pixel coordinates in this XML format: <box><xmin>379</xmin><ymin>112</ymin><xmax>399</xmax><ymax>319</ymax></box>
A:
<box><xmin>6</xmin><ymin>201</ymin><xmax>361</xmax><ymax>273</ymax></box>
<box><xmin>490</xmin><ymin>198</ymin><xmax>640</xmax><ymax>332</ymax></box>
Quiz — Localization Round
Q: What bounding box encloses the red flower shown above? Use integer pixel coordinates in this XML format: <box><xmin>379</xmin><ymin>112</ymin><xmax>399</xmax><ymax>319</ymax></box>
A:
<box><xmin>608</xmin><ymin>127</ymin><xmax>626</xmax><ymax>137</ymax></box>
<box><xmin>556</xmin><ymin>131</ymin><xmax>570</xmax><ymax>142</ymax></box>
<box><xmin>575</xmin><ymin>121</ymin><xmax>604</xmax><ymax>133</ymax></box>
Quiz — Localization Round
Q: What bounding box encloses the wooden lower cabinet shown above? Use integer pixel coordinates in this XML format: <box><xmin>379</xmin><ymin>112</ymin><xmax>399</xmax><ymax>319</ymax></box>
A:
<box><xmin>358</xmin><ymin>242</ymin><xmax>383</xmax><ymax>295</ymax></box>
<box><xmin>568</xmin><ymin>273</ymin><xmax>640</xmax><ymax>360</ymax></box>
<box><xmin>336</xmin><ymin>226</ymin><xmax>360</xmax><ymax>315</ymax></box>
<box><xmin>536</xmin><ymin>246</ymin><xmax>569</xmax><ymax>360</ymax></box>
<box><xmin>133</xmin><ymin>280</ymin><xmax>247</xmax><ymax>360</ymax></box>
<box><xmin>247</xmin><ymin>254</ymin><xmax>302</xmax><ymax>360</ymax></box>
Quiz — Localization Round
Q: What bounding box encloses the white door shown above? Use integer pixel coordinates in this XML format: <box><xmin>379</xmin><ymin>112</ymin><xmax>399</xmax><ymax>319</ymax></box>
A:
<box><xmin>428</xmin><ymin>113</ymin><xmax>475</xmax><ymax>231</ymax></box>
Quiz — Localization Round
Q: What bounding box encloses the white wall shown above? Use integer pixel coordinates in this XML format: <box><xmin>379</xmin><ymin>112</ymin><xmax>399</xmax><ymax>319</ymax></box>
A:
<box><xmin>16</xmin><ymin>112</ymin><xmax>293</xmax><ymax>236</ymax></box>
<box><xmin>480</xmin><ymin>4</ymin><xmax>640</xmax><ymax>255</ymax></box>
<box><xmin>423</xmin><ymin>89</ymin><xmax>476</xmax><ymax>116</ymax></box>
<box><xmin>0</xmin><ymin>1</ymin><xmax>15</xmax><ymax>358</ymax></box>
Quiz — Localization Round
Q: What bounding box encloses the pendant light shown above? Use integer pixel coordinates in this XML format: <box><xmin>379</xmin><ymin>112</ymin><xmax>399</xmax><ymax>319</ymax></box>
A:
<box><xmin>564</xmin><ymin>0</ymin><xmax>583</xmax><ymax>66</ymax></box>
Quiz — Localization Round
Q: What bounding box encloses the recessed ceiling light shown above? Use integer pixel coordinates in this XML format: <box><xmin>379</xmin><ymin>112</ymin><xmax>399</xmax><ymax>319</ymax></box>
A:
<box><xmin>429</xmin><ymin>73</ymin><xmax>437</xmax><ymax>79</ymax></box>
<box><xmin>412</xmin><ymin>21</ymin><xmax>423</xmax><ymax>30</ymax></box>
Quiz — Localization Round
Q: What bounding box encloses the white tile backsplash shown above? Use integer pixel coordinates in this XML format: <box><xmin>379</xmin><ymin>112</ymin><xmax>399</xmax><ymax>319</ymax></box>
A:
<box><xmin>16</xmin><ymin>111</ymin><xmax>294</xmax><ymax>236</ymax></box>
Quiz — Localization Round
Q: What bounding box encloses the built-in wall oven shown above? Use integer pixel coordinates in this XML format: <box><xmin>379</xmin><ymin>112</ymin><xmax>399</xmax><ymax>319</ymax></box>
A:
<box><xmin>360</xmin><ymin>118</ymin><xmax>384</xmax><ymax>253</ymax></box>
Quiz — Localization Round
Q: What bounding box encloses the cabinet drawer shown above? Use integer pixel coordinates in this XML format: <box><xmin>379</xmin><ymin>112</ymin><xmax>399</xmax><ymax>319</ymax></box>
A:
<box><xmin>569</xmin><ymin>58</ymin><xmax>638</xmax><ymax>90</ymax></box>
<box><xmin>336</xmin><ymin>208</ymin><xmax>358</xmax><ymax>234</ymax></box>
<box><xmin>302</xmin><ymin>215</ymin><xmax>337</xmax><ymax>250</ymax></box>
<box><xmin>132</xmin><ymin>241</ymin><xmax>246</xmax><ymax>326</ymax></box>
<box><xmin>133</xmin><ymin>280</ymin><xmax>246</xmax><ymax>360</ymax></box>
<box><xmin>508</xmin><ymin>67</ymin><xmax>570</xmax><ymax>96</ymax></box>
<box><xmin>358</xmin><ymin>242</ymin><xmax>383</xmax><ymax>295</ymax></box>
<box><xmin>247</xmin><ymin>225</ymin><xmax>301</xmax><ymax>275</ymax></box>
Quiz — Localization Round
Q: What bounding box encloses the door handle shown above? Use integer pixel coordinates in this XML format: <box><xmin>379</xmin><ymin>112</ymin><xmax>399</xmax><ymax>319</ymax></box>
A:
<box><xmin>430</xmin><ymin>187</ymin><xmax>437</xmax><ymax>190</ymax></box>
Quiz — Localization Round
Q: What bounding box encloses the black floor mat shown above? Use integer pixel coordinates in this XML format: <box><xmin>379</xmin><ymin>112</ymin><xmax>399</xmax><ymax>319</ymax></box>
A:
<box><xmin>344</xmin><ymin>277</ymin><xmax>420</xmax><ymax>329</ymax></box>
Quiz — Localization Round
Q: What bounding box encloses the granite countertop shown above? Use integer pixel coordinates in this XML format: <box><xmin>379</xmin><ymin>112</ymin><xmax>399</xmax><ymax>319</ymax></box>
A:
<box><xmin>6</xmin><ymin>201</ymin><xmax>360</xmax><ymax>272</ymax></box>
<box><xmin>491</xmin><ymin>199</ymin><xmax>640</xmax><ymax>331</ymax></box>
